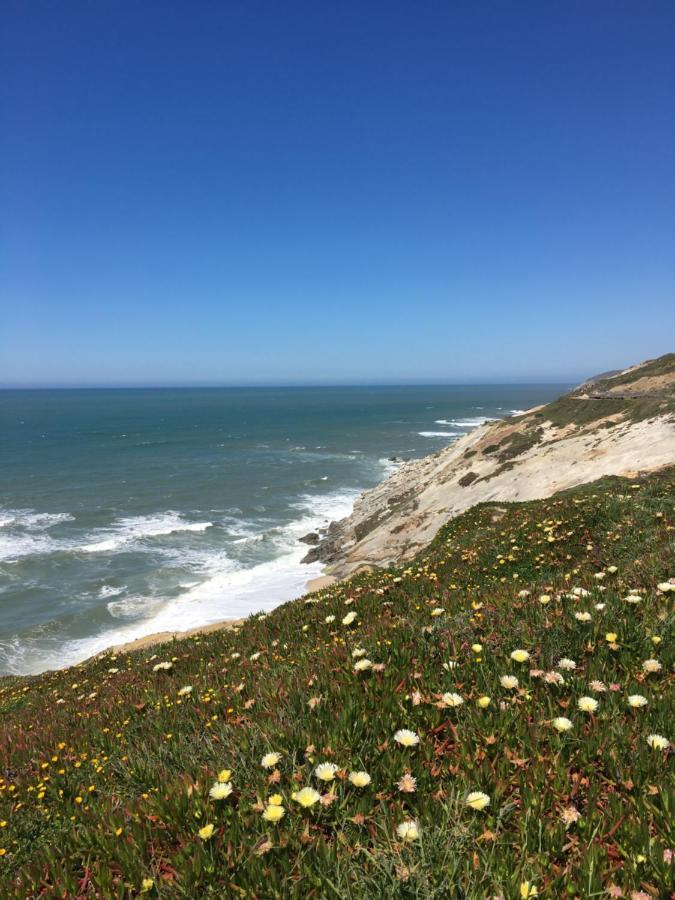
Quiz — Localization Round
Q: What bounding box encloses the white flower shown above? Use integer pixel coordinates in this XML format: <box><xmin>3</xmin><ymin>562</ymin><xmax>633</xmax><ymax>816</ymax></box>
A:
<box><xmin>353</xmin><ymin>658</ymin><xmax>373</xmax><ymax>673</ymax></box>
<box><xmin>396</xmin><ymin>820</ymin><xmax>420</xmax><ymax>842</ymax></box>
<box><xmin>557</xmin><ymin>658</ymin><xmax>576</xmax><ymax>671</ymax></box>
<box><xmin>261</xmin><ymin>752</ymin><xmax>282</xmax><ymax>769</ymax></box>
<box><xmin>443</xmin><ymin>661</ymin><xmax>458</xmax><ymax>671</ymax></box>
<box><xmin>642</xmin><ymin>659</ymin><xmax>662</xmax><ymax>674</ymax></box>
<box><xmin>152</xmin><ymin>661</ymin><xmax>173</xmax><ymax>672</ymax></box>
<box><xmin>348</xmin><ymin>771</ymin><xmax>371</xmax><ymax>787</ymax></box>
<box><xmin>574</xmin><ymin>612</ymin><xmax>592</xmax><ymax>622</ymax></box>
<box><xmin>430</xmin><ymin>607</ymin><xmax>444</xmax><ymax>617</ymax></box>
<box><xmin>552</xmin><ymin>717</ymin><xmax>573</xmax><ymax>732</ymax></box>
<box><xmin>657</xmin><ymin>581</ymin><xmax>674</xmax><ymax>593</ymax></box>
<box><xmin>351</xmin><ymin>647</ymin><xmax>367</xmax><ymax>658</ymax></box>
<box><xmin>510</xmin><ymin>649</ymin><xmax>530</xmax><ymax>663</ymax></box>
<box><xmin>441</xmin><ymin>692</ymin><xmax>464</xmax><ymax>708</ymax></box>
<box><xmin>314</xmin><ymin>762</ymin><xmax>338</xmax><ymax>782</ymax></box>
<box><xmin>342</xmin><ymin>611</ymin><xmax>357</xmax><ymax>626</ymax></box>
<box><xmin>209</xmin><ymin>781</ymin><xmax>233</xmax><ymax>800</ymax></box>
<box><xmin>646</xmin><ymin>734</ymin><xmax>669</xmax><ymax>750</ymax></box>
<box><xmin>177</xmin><ymin>685</ymin><xmax>193</xmax><ymax>696</ymax></box>
<box><xmin>465</xmin><ymin>791</ymin><xmax>490</xmax><ymax>810</ymax></box>
<box><xmin>627</xmin><ymin>694</ymin><xmax>648</xmax><ymax>708</ymax></box>
<box><xmin>324</xmin><ymin>615</ymin><xmax>336</xmax><ymax>624</ymax></box>
<box><xmin>500</xmin><ymin>675</ymin><xmax>519</xmax><ymax>690</ymax></box>
<box><xmin>394</xmin><ymin>729</ymin><xmax>420</xmax><ymax>747</ymax></box>
<box><xmin>578</xmin><ymin>696</ymin><xmax>598</xmax><ymax>713</ymax></box>
<box><xmin>292</xmin><ymin>787</ymin><xmax>321</xmax><ymax>808</ymax></box>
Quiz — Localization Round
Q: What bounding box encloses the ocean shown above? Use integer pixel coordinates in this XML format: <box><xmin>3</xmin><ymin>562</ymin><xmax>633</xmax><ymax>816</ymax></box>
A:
<box><xmin>0</xmin><ymin>384</ymin><xmax>569</xmax><ymax>674</ymax></box>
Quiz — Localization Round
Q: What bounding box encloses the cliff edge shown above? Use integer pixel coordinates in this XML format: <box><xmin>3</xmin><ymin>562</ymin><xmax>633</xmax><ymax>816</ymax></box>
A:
<box><xmin>305</xmin><ymin>352</ymin><xmax>675</xmax><ymax>577</ymax></box>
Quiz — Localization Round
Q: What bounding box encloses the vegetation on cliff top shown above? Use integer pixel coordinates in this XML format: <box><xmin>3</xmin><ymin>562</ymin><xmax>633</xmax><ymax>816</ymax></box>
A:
<box><xmin>1</xmin><ymin>468</ymin><xmax>673</xmax><ymax>898</ymax></box>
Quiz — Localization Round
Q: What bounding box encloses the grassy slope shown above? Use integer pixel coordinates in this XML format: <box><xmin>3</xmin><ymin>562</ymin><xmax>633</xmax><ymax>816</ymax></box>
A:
<box><xmin>1</xmin><ymin>470</ymin><xmax>673</xmax><ymax>898</ymax></box>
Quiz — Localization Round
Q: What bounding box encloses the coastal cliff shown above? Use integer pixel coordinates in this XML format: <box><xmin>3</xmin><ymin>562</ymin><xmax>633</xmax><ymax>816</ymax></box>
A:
<box><xmin>305</xmin><ymin>353</ymin><xmax>675</xmax><ymax>578</ymax></box>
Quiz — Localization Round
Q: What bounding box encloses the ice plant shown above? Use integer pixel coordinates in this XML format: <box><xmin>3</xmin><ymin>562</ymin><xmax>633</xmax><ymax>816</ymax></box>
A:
<box><xmin>177</xmin><ymin>685</ymin><xmax>193</xmax><ymax>696</ymax></box>
<box><xmin>394</xmin><ymin>729</ymin><xmax>420</xmax><ymax>747</ymax></box>
<box><xmin>348</xmin><ymin>771</ymin><xmax>371</xmax><ymax>787</ymax></box>
<box><xmin>396</xmin><ymin>820</ymin><xmax>420</xmax><ymax>842</ymax></box>
<box><xmin>642</xmin><ymin>659</ymin><xmax>662</xmax><ymax>673</ymax></box>
<box><xmin>198</xmin><ymin>823</ymin><xmax>215</xmax><ymax>840</ymax></box>
<box><xmin>314</xmin><ymin>762</ymin><xmax>338</xmax><ymax>782</ymax></box>
<box><xmin>261</xmin><ymin>752</ymin><xmax>282</xmax><ymax>769</ymax></box>
<box><xmin>353</xmin><ymin>658</ymin><xmax>373</xmax><ymax>673</ymax></box>
<box><xmin>291</xmin><ymin>787</ymin><xmax>321</xmax><ymax>808</ymax></box>
<box><xmin>209</xmin><ymin>781</ymin><xmax>233</xmax><ymax>800</ymax></box>
<box><xmin>646</xmin><ymin>734</ymin><xmax>669</xmax><ymax>750</ymax></box>
<box><xmin>510</xmin><ymin>649</ymin><xmax>529</xmax><ymax>663</ymax></box>
<box><xmin>500</xmin><ymin>675</ymin><xmax>519</xmax><ymax>690</ymax></box>
<box><xmin>552</xmin><ymin>717</ymin><xmax>573</xmax><ymax>732</ymax></box>
<box><xmin>578</xmin><ymin>696</ymin><xmax>598</xmax><ymax>713</ymax></box>
<box><xmin>627</xmin><ymin>694</ymin><xmax>648</xmax><ymax>708</ymax></box>
<box><xmin>465</xmin><ymin>791</ymin><xmax>490</xmax><ymax>811</ymax></box>
<box><xmin>441</xmin><ymin>692</ymin><xmax>464</xmax><ymax>708</ymax></box>
<box><xmin>342</xmin><ymin>611</ymin><xmax>357</xmax><ymax>625</ymax></box>
<box><xmin>262</xmin><ymin>804</ymin><xmax>285</xmax><ymax>823</ymax></box>
<box><xmin>477</xmin><ymin>695</ymin><xmax>491</xmax><ymax>708</ymax></box>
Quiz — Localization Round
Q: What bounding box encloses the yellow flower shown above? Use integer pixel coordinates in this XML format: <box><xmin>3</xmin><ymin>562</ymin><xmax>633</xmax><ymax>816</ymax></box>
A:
<box><xmin>262</xmin><ymin>804</ymin><xmax>285</xmax><ymax>823</ymax></box>
<box><xmin>510</xmin><ymin>649</ymin><xmax>530</xmax><ymax>663</ymax></box>
<box><xmin>348</xmin><ymin>770</ymin><xmax>371</xmax><ymax>787</ymax></box>
<box><xmin>396</xmin><ymin>820</ymin><xmax>420</xmax><ymax>842</ymax></box>
<box><xmin>538</xmin><ymin>594</ymin><xmax>551</xmax><ymax>605</ymax></box>
<box><xmin>465</xmin><ymin>791</ymin><xmax>490</xmax><ymax>811</ymax></box>
<box><xmin>198</xmin><ymin>823</ymin><xmax>215</xmax><ymax>840</ymax></box>
<box><xmin>520</xmin><ymin>882</ymin><xmax>538</xmax><ymax>898</ymax></box>
<box><xmin>217</xmin><ymin>769</ymin><xmax>232</xmax><ymax>783</ymax></box>
<box><xmin>140</xmin><ymin>878</ymin><xmax>154</xmax><ymax>893</ymax></box>
<box><xmin>291</xmin><ymin>787</ymin><xmax>321</xmax><ymax>808</ymax></box>
<box><xmin>471</xmin><ymin>643</ymin><xmax>483</xmax><ymax>653</ymax></box>
<box><xmin>477</xmin><ymin>696</ymin><xmax>491</xmax><ymax>708</ymax></box>
<box><xmin>268</xmin><ymin>793</ymin><xmax>283</xmax><ymax>805</ymax></box>
<box><xmin>605</xmin><ymin>632</ymin><xmax>618</xmax><ymax>643</ymax></box>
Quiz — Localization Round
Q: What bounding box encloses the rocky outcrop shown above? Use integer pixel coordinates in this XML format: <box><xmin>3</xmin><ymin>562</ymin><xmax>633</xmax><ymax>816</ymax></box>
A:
<box><xmin>305</xmin><ymin>353</ymin><xmax>675</xmax><ymax>579</ymax></box>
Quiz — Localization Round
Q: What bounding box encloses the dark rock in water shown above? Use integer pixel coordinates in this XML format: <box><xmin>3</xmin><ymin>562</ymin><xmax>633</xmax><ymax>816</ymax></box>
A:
<box><xmin>299</xmin><ymin>532</ymin><xmax>320</xmax><ymax>545</ymax></box>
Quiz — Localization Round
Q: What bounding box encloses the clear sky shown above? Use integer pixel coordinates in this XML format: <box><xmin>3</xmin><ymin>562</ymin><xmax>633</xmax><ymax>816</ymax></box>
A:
<box><xmin>1</xmin><ymin>1</ymin><xmax>674</xmax><ymax>387</ymax></box>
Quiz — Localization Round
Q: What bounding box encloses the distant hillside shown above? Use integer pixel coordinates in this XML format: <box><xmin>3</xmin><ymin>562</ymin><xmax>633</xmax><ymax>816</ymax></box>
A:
<box><xmin>308</xmin><ymin>353</ymin><xmax>675</xmax><ymax>578</ymax></box>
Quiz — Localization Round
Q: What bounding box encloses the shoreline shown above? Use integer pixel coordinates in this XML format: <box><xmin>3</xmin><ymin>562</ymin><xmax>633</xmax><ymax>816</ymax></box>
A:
<box><xmin>85</xmin><ymin>574</ymin><xmax>339</xmax><ymax>661</ymax></box>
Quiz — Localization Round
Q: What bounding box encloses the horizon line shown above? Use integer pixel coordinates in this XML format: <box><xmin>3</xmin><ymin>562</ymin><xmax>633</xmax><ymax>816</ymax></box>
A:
<box><xmin>0</xmin><ymin>379</ymin><xmax>580</xmax><ymax>391</ymax></box>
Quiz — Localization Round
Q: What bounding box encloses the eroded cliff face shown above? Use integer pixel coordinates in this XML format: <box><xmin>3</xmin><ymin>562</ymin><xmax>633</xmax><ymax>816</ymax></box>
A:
<box><xmin>304</xmin><ymin>354</ymin><xmax>675</xmax><ymax>578</ymax></box>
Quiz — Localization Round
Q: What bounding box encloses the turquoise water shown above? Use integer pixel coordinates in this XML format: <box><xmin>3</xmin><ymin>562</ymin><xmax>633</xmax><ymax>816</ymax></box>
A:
<box><xmin>0</xmin><ymin>385</ymin><xmax>568</xmax><ymax>673</ymax></box>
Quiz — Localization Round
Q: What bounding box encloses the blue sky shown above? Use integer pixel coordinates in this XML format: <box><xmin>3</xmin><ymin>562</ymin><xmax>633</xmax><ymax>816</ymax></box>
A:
<box><xmin>1</xmin><ymin>0</ymin><xmax>674</xmax><ymax>386</ymax></box>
